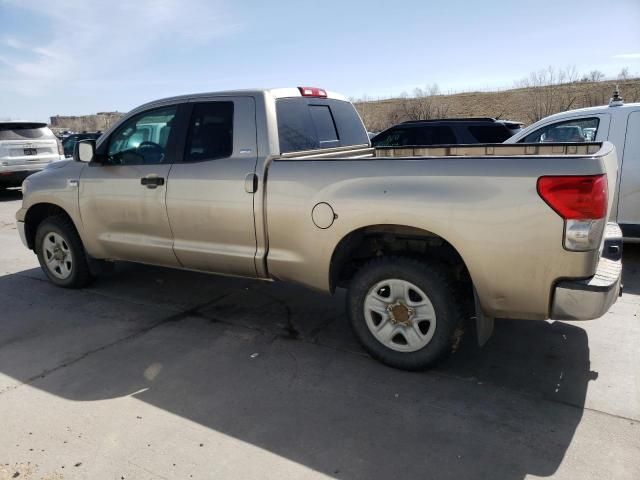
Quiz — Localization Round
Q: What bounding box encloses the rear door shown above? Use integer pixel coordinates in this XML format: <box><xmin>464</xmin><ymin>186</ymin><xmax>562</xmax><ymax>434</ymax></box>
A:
<box><xmin>166</xmin><ymin>97</ymin><xmax>258</xmax><ymax>277</ymax></box>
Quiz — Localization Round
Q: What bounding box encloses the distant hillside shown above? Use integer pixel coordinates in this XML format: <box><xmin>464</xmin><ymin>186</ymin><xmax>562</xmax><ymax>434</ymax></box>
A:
<box><xmin>46</xmin><ymin>78</ymin><xmax>640</xmax><ymax>134</ymax></box>
<box><xmin>355</xmin><ymin>79</ymin><xmax>640</xmax><ymax>132</ymax></box>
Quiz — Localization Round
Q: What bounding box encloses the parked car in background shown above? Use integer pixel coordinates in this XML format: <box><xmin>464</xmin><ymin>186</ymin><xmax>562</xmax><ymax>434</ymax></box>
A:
<box><xmin>62</xmin><ymin>132</ymin><xmax>102</xmax><ymax>158</ymax></box>
<box><xmin>506</xmin><ymin>90</ymin><xmax>640</xmax><ymax>241</ymax></box>
<box><xmin>55</xmin><ymin>130</ymin><xmax>75</xmax><ymax>140</ymax></box>
<box><xmin>371</xmin><ymin>117</ymin><xmax>523</xmax><ymax>147</ymax></box>
<box><xmin>17</xmin><ymin>87</ymin><xmax>621</xmax><ymax>370</ymax></box>
<box><xmin>0</xmin><ymin>121</ymin><xmax>63</xmax><ymax>190</ymax></box>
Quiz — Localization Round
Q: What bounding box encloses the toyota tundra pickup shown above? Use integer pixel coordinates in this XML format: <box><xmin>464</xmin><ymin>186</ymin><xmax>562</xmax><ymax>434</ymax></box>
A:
<box><xmin>16</xmin><ymin>87</ymin><xmax>623</xmax><ymax>370</ymax></box>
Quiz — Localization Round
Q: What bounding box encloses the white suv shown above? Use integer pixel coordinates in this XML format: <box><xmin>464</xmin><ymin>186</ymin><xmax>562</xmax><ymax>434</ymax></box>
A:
<box><xmin>0</xmin><ymin>121</ymin><xmax>63</xmax><ymax>190</ymax></box>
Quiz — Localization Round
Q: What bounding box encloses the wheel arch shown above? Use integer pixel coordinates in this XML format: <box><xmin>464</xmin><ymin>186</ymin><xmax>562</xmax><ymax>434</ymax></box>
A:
<box><xmin>329</xmin><ymin>223</ymin><xmax>491</xmax><ymax>345</ymax></box>
<box><xmin>329</xmin><ymin>224</ymin><xmax>472</xmax><ymax>292</ymax></box>
<box><xmin>24</xmin><ymin>203</ymin><xmax>78</xmax><ymax>250</ymax></box>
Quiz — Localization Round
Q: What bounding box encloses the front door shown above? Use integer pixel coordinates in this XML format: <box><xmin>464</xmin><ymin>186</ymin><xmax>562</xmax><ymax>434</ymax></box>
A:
<box><xmin>79</xmin><ymin>104</ymin><xmax>181</xmax><ymax>267</ymax></box>
<box><xmin>166</xmin><ymin>97</ymin><xmax>258</xmax><ymax>277</ymax></box>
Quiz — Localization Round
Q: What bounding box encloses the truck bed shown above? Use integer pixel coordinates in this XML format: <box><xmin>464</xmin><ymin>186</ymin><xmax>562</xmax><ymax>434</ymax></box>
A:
<box><xmin>374</xmin><ymin>142</ymin><xmax>602</xmax><ymax>157</ymax></box>
<box><xmin>266</xmin><ymin>142</ymin><xmax>618</xmax><ymax>320</ymax></box>
<box><xmin>279</xmin><ymin>142</ymin><xmax>603</xmax><ymax>161</ymax></box>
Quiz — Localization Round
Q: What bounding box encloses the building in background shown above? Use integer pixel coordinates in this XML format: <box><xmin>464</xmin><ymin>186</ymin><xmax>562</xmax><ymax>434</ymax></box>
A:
<box><xmin>49</xmin><ymin>111</ymin><xmax>123</xmax><ymax>134</ymax></box>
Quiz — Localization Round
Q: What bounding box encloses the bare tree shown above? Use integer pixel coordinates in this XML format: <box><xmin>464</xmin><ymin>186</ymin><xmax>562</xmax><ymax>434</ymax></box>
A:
<box><xmin>624</xmin><ymin>82</ymin><xmax>640</xmax><ymax>103</ymax></box>
<box><xmin>565</xmin><ymin>65</ymin><xmax>579</xmax><ymax>83</ymax></box>
<box><xmin>353</xmin><ymin>94</ymin><xmax>374</xmax><ymax>130</ymax></box>
<box><xmin>399</xmin><ymin>84</ymin><xmax>449</xmax><ymax>121</ymax></box>
<box><xmin>588</xmin><ymin>70</ymin><xmax>605</xmax><ymax>82</ymax></box>
<box><xmin>618</xmin><ymin>67</ymin><xmax>630</xmax><ymax>81</ymax></box>
<box><xmin>517</xmin><ymin>66</ymin><xmax>578</xmax><ymax>122</ymax></box>
<box><xmin>582</xmin><ymin>89</ymin><xmax>608</xmax><ymax>107</ymax></box>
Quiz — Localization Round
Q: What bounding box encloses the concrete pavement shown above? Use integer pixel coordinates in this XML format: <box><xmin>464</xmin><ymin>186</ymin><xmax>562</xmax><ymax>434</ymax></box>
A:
<box><xmin>0</xmin><ymin>187</ymin><xmax>638</xmax><ymax>480</ymax></box>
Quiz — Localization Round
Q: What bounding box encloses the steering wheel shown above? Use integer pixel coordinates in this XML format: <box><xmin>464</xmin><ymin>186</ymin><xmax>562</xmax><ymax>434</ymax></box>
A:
<box><xmin>137</xmin><ymin>141</ymin><xmax>164</xmax><ymax>164</ymax></box>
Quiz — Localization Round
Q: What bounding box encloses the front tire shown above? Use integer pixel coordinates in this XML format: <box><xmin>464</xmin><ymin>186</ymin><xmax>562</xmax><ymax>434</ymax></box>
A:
<box><xmin>347</xmin><ymin>257</ymin><xmax>461</xmax><ymax>370</ymax></box>
<box><xmin>35</xmin><ymin>215</ymin><xmax>93</xmax><ymax>288</ymax></box>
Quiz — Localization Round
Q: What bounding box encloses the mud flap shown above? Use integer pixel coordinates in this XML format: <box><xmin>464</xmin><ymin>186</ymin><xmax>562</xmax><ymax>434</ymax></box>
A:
<box><xmin>474</xmin><ymin>288</ymin><xmax>494</xmax><ymax>346</ymax></box>
<box><xmin>86</xmin><ymin>255</ymin><xmax>115</xmax><ymax>276</ymax></box>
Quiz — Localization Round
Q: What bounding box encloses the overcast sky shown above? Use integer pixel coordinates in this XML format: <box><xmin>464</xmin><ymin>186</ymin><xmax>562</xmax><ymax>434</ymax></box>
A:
<box><xmin>0</xmin><ymin>0</ymin><xmax>639</xmax><ymax>121</ymax></box>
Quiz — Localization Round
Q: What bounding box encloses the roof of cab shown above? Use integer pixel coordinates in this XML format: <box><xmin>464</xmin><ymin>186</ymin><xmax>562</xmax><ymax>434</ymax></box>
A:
<box><xmin>129</xmin><ymin>87</ymin><xmax>348</xmax><ymax>115</ymax></box>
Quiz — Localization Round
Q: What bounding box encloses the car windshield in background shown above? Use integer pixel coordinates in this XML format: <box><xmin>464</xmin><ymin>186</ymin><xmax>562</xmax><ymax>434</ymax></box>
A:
<box><xmin>62</xmin><ymin>133</ymin><xmax>102</xmax><ymax>157</ymax></box>
<box><xmin>520</xmin><ymin>117</ymin><xmax>600</xmax><ymax>143</ymax></box>
<box><xmin>0</xmin><ymin>123</ymin><xmax>51</xmax><ymax>141</ymax></box>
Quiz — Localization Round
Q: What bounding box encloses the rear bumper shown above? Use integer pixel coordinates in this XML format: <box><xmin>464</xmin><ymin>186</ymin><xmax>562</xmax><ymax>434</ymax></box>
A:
<box><xmin>551</xmin><ymin>223</ymin><xmax>623</xmax><ymax>320</ymax></box>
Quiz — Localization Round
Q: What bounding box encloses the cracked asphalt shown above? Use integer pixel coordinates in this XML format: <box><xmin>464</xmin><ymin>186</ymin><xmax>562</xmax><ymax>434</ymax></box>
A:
<box><xmin>0</xmin><ymin>187</ymin><xmax>638</xmax><ymax>480</ymax></box>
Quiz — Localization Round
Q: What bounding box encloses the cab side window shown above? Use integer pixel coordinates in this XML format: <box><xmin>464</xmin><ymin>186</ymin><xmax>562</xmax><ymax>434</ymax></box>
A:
<box><xmin>106</xmin><ymin>106</ymin><xmax>177</xmax><ymax>165</ymax></box>
<box><xmin>184</xmin><ymin>102</ymin><xmax>234</xmax><ymax>162</ymax></box>
<box><xmin>520</xmin><ymin>117</ymin><xmax>599</xmax><ymax>143</ymax></box>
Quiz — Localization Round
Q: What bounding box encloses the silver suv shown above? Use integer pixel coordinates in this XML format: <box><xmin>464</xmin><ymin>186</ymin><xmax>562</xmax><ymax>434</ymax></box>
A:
<box><xmin>0</xmin><ymin>121</ymin><xmax>62</xmax><ymax>189</ymax></box>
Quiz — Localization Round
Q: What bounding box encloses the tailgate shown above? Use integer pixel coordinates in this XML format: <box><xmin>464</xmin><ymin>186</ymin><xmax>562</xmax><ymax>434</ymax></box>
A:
<box><xmin>0</xmin><ymin>122</ymin><xmax>60</xmax><ymax>168</ymax></box>
<box><xmin>0</xmin><ymin>139</ymin><xmax>59</xmax><ymax>167</ymax></box>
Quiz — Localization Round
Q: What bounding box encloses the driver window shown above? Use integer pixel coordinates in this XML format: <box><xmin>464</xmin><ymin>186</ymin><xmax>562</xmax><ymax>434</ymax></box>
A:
<box><xmin>519</xmin><ymin>117</ymin><xmax>599</xmax><ymax>143</ymax></box>
<box><xmin>107</xmin><ymin>106</ymin><xmax>177</xmax><ymax>165</ymax></box>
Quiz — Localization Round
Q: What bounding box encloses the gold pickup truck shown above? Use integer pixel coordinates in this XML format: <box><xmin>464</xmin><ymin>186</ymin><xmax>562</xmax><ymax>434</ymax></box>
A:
<box><xmin>16</xmin><ymin>87</ymin><xmax>622</xmax><ymax>370</ymax></box>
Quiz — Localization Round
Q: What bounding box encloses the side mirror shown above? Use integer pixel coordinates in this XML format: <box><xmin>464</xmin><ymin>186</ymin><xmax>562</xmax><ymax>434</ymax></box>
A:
<box><xmin>74</xmin><ymin>139</ymin><xmax>96</xmax><ymax>163</ymax></box>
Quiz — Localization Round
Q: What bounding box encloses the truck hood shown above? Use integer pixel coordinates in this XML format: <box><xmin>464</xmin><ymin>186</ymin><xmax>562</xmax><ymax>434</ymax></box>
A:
<box><xmin>45</xmin><ymin>159</ymin><xmax>74</xmax><ymax>170</ymax></box>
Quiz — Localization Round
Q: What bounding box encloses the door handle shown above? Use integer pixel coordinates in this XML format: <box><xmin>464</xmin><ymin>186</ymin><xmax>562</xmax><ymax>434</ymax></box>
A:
<box><xmin>244</xmin><ymin>173</ymin><xmax>258</xmax><ymax>193</ymax></box>
<box><xmin>141</xmin><ymin>176</ymin><xmax>165</xmax><ymax>189</ymax></box>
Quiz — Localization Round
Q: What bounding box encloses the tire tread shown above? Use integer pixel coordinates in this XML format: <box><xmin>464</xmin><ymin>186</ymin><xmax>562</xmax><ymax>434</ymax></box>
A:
<box><xmin>35</xmin><ymin>214</ymin><xmax>93</xmax><ymax>288</ymax></box>
<box><xmin>347</xmin><ymin>255</ymin><xmax>463</xmax><ymax>370</ymax></box>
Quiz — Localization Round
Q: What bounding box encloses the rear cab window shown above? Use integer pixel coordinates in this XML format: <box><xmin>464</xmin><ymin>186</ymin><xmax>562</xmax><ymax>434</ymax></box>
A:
<box><xmin>276</xmin><ymin>98</ymin><xmax>369</xmax><ymax>154</ymax></box>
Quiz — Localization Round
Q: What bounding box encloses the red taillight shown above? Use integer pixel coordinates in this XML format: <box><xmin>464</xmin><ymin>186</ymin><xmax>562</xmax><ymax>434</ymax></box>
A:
<box><xmin>537</xmin><ymin>174</ymin><xmax>607</xmax><ymax>220</ymax></box>
<box><xmin>298</xmin><ymin>86</ymin><xmax>327</xmax><ymax>97</ymax></box>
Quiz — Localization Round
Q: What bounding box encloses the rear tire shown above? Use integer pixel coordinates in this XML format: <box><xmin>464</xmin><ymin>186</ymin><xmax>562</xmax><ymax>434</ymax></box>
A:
<box><xmin>347</xmin><ymin>256</ymin><xmax>461</xmax><ymax>370</ymax></box>
<box><xmin>35</xmin><ymin>215</ymin><xmax>93</xmax><ymax>288</ymax></box>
